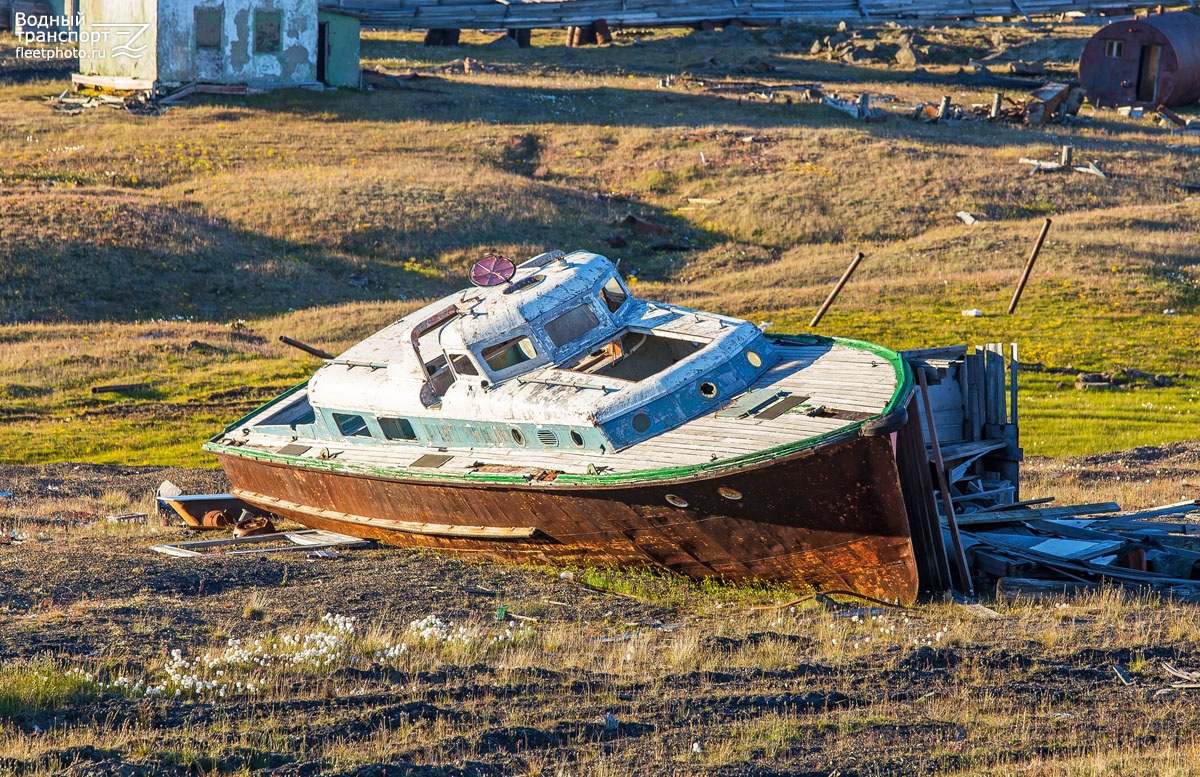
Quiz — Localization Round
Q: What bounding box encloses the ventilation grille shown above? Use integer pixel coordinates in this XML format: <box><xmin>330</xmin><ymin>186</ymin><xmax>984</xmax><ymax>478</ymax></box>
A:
<box><xmin>536</xmin><ymin>429</ymin><xmax>559</xmax><ymax>447</ymax></box>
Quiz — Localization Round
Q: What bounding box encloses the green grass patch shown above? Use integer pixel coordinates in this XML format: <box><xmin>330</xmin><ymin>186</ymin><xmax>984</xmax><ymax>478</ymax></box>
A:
<box><xmin>0</xmin><ymin>658</ymin><xmax>103</xmax><ymax>717</ymax></box>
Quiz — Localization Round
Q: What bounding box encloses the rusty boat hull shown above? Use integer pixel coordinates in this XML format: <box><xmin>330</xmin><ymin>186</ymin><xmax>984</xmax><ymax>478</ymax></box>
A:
<box><xmin>214</xmin><ymin>428</ymin><xmax>918</xmax><ymax>604</ymax></box>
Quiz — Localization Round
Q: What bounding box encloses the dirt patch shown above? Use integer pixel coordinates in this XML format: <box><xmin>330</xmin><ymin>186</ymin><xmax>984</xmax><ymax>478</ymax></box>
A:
<box><xmin>2</xmin><ymin>461</ymin><xmax>1200</xmax><ymax>774</ymax></box>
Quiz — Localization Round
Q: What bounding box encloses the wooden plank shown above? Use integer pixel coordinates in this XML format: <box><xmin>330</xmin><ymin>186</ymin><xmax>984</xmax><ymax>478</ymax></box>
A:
<box><xmin>966</xmin><ymin>351</ymin><xmax>985</xmax><ymax>441</ymax></box>
<box><xmin>930</xmin><ymin>437</ymin><xmax>1008</xmax><ymax>462</ymax></box>
<box><xmin>151</xmin><ymin>530</ymin><xmax>372</xmax><ymax>557</ymax></box>
<box><xmin>995</xmin><ymin>577</ymin><xmax>1104</xmax><ymax>600</ymax></box>
<box><xmin>956</xmin><ymin>502</ymin><xmax>1121</xmax><ymax>525</ymax></box>
<box><xmin>1098</xmin><ymin>501</ymin><xmax>1199</xmax><ymax>523</ymax></box>
<box><xmin>920</xmin><ymin>368</ymin><xmax>973</xmax><ymax>595</ymax></box>
<box><xmin>1008</xmin><ymin>343</ymin><xmax>1019</xmax><ymax>427</ymax></box>
<box><xmin>984</xmin><ymin>345</ymin><xmax>1005</xmax><ymax>427</ymax></box>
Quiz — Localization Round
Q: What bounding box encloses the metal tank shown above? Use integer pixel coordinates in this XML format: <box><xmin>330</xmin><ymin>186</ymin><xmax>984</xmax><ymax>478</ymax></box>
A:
<box><xmin>1079</xmin><ymin>11</ymin><xmax>1200</xmax><ymax>108</ymax></box>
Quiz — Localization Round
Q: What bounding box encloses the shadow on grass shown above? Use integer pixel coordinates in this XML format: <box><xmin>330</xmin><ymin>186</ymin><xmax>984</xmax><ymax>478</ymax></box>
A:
<box><xmin>1</xmin><ymin>178</ymin><xmax>727</xmax><ymax>324</ymax></box>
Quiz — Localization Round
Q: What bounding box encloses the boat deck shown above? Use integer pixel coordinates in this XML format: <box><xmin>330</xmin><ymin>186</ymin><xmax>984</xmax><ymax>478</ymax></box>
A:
<box><xmin>227</xmin><ymin>340</ymin><xmax>904</xmax><ymax>480</ymax></box>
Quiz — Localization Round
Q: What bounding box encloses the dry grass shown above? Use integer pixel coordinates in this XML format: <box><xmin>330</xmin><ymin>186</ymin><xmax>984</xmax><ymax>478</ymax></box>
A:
<box><xmin>1</xmin><ymin>21</ymin><xmax>1197</xmax><ymax>463</ymax></box>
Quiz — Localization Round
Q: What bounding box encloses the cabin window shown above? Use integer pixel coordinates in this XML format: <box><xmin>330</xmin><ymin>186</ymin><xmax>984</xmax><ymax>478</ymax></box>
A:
<box><xmin>195</xmin><ymin>8</ymin><xmax>222</xmax><ymax>50</ymax></box>
<box><xmin>255</xmin><ymin>11</ymin><xmax>282</xmax><ymax>54</ymax></box>
<box><xmin>1105</xmin><ymin>40</ymin><xmax>1124</xmax><ymax>58</ymax></box>
<box><xmin>333</xmin><ymin>413</ymin><xmax>371</xmax><ymax>437</ymax></box>
<box><xmin>482</xmin><ymin>336</ymin><xmax>537</xmax><ymax>372</ymax></box>
<box><xmin>601</xmin><ymin>277</ymin><xmax>628</xmax><ymax>313</ymax></box>
<box><xmin>379</xmin><ymin>417</ymin><xmax>418</xmax><ymax>441</ymax></box>
<box><xmin>545</xmin><ymin>303</ymin><xmax>600</xmax><ymax>348</ymax></box>
<box><xmin>448</xmin><ymin>353</ymin><xmax>479</xmax><ymax>377</ymax></box>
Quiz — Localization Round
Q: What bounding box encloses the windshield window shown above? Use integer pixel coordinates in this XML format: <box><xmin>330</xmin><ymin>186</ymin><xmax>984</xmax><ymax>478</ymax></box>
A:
<box><xmin>448</xmin><ymin>353</ymin><xmax>479</xmax><ymax>376</ymax></box>
<box><xmin>545</xmin><ymin>303</ymin><xmax>600</xmax><ymax>348</ymax></box>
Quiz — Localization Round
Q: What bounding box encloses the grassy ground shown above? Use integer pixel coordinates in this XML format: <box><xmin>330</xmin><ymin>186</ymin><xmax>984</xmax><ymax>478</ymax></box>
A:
<box><xmin>2</xmin><ymin>22</ymin><xmax>1200</xmax><ymax>775</ymax></box>
<box><xmin>0</xmin><ymin>464</ymin><xmax>1199</xmax><ymax>776</ymax></box>
<box><xmin>1</xmin><ymin>24</ymin><xmax>1198</xmax><ymax>464</ymax></box>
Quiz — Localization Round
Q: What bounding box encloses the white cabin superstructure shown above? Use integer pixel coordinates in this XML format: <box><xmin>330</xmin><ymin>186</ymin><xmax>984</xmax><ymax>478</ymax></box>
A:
<box><xmin>302</xmin><ymin>250</ymin><xmax>777</xmax><ymax>454</ymax></box>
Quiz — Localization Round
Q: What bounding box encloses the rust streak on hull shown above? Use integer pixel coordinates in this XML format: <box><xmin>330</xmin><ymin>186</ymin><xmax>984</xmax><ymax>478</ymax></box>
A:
<box><xmin>216</xmin><ymin>433</ymin><xmax>918</xmax><ymax>604</ymax></box>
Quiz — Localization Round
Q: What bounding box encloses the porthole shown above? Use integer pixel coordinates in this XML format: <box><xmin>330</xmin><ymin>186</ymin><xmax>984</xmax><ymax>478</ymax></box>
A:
<box><xmin>746</xmin><ymin>350</ymin><xmax>763</xmax><ymax>368</ymax></box>
<box><xmin>631</xmin><ymin>412</ymin><xmax>652</xmax><ymax>433</ymax></box>
<box><xmin>718</xmin><ymin>487</ymin><xmax>743</xmax><ymax>501</ymax></box>
<box><xmin>569</xmin><ymin>430</ymin><xmax>585</xmax><ymax>447</ymax></box>
<box><xmin>510</xmin><ymin>428</ymin><xmax>526</xmax><ymax>445</ymax></box>
<box><xmin>665</xmin><ymin>494</ymin><xmax>689</xmax><ymax>508</ymax></box>
<box><xmin>699</xmin><ymin>381</ymin><xmax>718</xmax><ymax>400</ymax></box>
<box><xmin>537</xmin><ymin>429</ymin><xmax>559</xmax><ymax>447</ymax></box>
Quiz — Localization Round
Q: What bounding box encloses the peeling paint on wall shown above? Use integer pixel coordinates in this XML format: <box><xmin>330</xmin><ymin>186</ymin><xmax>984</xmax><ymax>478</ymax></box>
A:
<box><xmin>157</xmin><ymin>0</ymin><xmax>316</xmax><ymax>85</ymax></box>
<box><xmin>78</xmin><ymin>0</ymin><xmax>319</xmax><ymax>87</ymax></box>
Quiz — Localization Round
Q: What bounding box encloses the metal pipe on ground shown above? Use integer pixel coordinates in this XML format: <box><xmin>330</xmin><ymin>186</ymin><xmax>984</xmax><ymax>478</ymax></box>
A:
<box><xmin>810</xmin><ymin>252</ymin><xmax>865</xmax><ymax>328</ymax></box>
<box><xmin>1007</xmin><ymin>218</ymin><xmax>1051</xmax><ymax>315</ymax></box>
<box><xmin>279</xmin><ymin>336</ymin><xmax>334</xmax><ymax>360</ymax></box>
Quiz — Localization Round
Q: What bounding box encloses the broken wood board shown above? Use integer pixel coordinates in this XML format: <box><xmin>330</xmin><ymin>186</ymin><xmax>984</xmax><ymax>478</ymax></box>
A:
<box><xmin>956</xmin><ymin>502</ymin><xmax>1121</xmax><ymax>526</ymax></box>
<box><xmin>151</xmin><ymin>530</ymin><xmax>375</xmax><ymax>558</ymax></box>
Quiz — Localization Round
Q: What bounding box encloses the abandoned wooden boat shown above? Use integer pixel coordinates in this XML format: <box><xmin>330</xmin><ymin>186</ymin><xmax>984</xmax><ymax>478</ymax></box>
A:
<box><xmin>204</xmin><ymin>250</ymin><xmax>920</xmax><ymax>603</ymax></box>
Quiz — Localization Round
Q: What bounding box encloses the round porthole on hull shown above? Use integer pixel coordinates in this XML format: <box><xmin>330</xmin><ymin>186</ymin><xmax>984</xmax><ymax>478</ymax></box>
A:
<box><xmin>569</xmin><ymin>430</ymin><xmax>585</xmax><ymax>447</ymax></box>
<box><xmin>718</xmin><ymin>487</ymin><xmax>742</xmax><ymax>500</ymax></box>
<box><xmin>746</xmin><ymin>350</ymin><xmax>762</xmax><ymax>368</ymax></box>
<box><xmin>699</xmin><ymin>381</ymin><xmax>718</xmax><ymax>399</ymax></box>
<box><xmin>511</xmin><ymin>428</ymin><xmax>526</xmax><ymax>445</ymax></box>
<box><xmin>632</xmin><ymin>412</ymin><xmax>651</xmax><ymax>433</ymax></box>
<box><xmin>665</xmin><ymin>494</ymin><xmax>689</xmax><ymax>508</ymax></box>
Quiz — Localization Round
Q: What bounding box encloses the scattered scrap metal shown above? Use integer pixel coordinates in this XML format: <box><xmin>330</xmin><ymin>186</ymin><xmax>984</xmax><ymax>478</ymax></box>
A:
<box><xmin>150</xmin><ymin>529</ymin><xmax>374</xmax><ymax>558</ymax></box>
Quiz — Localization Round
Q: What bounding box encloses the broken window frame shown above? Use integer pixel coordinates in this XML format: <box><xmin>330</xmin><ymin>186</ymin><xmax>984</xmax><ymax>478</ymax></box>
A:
<box><xmin>479</xmin><ymin>334</ymin><xmax>539</xmax><ymax>377</ymax></box>
<box><xmin>254</xmin><ymin>10</ymin><xmax>283</xmax><ymax>55</ymax></box>
<box><xmin>195</xmin><ymin>8</ymin><xmax>223</xmax><ymax>51</ymax></box>
<box><xmin>600</xmin><ymin>276</ymin><xmax>629</xmax><ymax>314</ymax></box>
<box><xmin>332</xmin><ymin>412</ymin><xmax>372</xmax><ymax>438</ymax></box>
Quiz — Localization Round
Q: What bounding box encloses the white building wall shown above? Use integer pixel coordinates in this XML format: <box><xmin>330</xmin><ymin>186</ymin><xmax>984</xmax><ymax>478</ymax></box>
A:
<box><xmin>156</xmin><ymin>0</ymin><xmax>317</xmax><ymax>85</ymax></box>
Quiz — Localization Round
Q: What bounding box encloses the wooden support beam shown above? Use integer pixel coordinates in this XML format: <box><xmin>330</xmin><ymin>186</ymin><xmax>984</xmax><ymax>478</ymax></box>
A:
<box><xmin>280</xmin><ymin>335</ymin><xmax>334</xmax><ymax>360</ymax></box>
<box><xmin>920</xmin><ymin>368</ymin><xmax>973</xmax><ymax>595</ymax></box>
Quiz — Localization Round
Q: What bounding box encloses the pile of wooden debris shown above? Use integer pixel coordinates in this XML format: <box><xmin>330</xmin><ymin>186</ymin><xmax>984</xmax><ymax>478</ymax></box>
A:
<box><xmin>902</xmin><ymin>345</ymin><xmax>1200</xmax><ymax>602</ymax></box>
<box><xmin>961</xmin><ymin>500</ymin><xmax>1200</xmax><ymax>602</ymax></box>
<box><xmin>913</xmin><ymin>82</ymin><xmax>1085</xmax><ymax>125</ymax></box>
<box><xmin>47</xmin><ymin>90</ymin><xmax>166</xmax><ymax>116</ymax></box>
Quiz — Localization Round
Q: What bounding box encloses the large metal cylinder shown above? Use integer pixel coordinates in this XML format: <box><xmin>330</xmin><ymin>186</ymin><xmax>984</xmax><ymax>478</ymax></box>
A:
<box><xmin>1079</xmin><ymin>11</ymin><xmax>1200</xmax><ymax>108</ymax></box>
